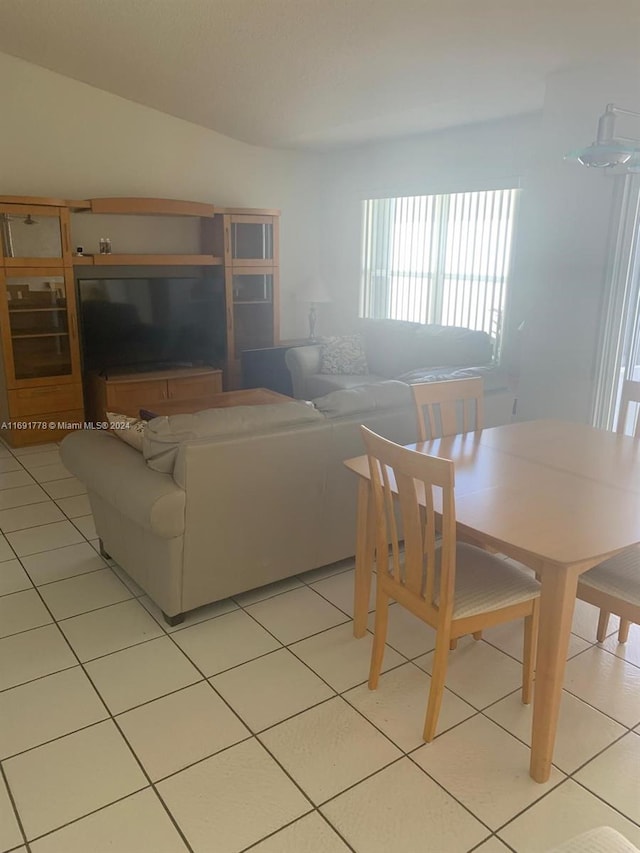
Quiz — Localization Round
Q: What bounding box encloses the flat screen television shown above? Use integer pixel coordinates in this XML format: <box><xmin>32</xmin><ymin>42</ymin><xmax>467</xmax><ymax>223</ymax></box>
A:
<box><xmin>77</xmin><ymin>276</ymin><xmax>226</xmax><ymax>373</ymax></box>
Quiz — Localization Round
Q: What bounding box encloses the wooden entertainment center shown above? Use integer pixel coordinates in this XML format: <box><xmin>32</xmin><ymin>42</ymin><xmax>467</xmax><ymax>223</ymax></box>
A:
<box><xmin>0</xmin><ymin>195</ymin><xmax>280</xmax><ymax>446</ymax></box>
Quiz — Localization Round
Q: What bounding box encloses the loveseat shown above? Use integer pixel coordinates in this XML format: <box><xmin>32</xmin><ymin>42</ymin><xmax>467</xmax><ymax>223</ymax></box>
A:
<box><xmin>61</xmin><ymin>382</ymin><xmax>422</xmax><ymax>623</ymax></box>
<box><xmin>285</xmin><ymin>320</ymin><xmax>514</xmax><ymax>425</ymax></box>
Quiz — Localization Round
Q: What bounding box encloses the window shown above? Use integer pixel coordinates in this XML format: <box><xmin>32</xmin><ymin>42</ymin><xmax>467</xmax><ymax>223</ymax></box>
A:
<box><xmin>360</xmin><ymin>188</ymin><xmax>520</xmax><ymax>357</ymax></box>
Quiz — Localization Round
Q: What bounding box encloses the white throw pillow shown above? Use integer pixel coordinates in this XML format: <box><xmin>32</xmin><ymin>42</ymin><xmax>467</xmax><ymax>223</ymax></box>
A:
<box><xmin>105</xmin><ymin>412</ymin><xmax>146</xmax><ymax>452</ymax></box>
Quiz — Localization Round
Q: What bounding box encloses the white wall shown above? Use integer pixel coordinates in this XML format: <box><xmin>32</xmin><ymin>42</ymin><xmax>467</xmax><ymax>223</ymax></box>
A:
<box><xmin>0</xmin><ymin>51</ymin><xmax>321</xmax><ymax>338</ymax></box>
<box><xmin>513</xmin><ymin>63</ymin><xmax>640</xmax><ymax>423</ymax></box>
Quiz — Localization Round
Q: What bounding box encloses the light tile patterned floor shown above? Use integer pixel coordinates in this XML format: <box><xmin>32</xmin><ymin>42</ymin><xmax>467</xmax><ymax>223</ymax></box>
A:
<box><xmin>0</xmin><ymin>441</ymin><xmax>639</xmax><ymax>853</ymax></box>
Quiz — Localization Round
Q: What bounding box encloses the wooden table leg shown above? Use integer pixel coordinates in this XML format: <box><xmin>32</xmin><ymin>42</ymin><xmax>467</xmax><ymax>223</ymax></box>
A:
<box><xmin>530</xmin><ymin>563</ymin><xmax>579</xmax><ymax>782</ymax></box>
<box><xmin>353</xmin><ymin>477</ymin><xmax>374</xmax><ymax>638</ymax></box>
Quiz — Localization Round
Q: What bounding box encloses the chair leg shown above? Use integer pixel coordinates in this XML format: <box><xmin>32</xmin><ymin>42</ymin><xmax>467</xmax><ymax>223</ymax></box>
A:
<box><xmin>522</xmin><ymin>600</ymin><xmax>539</xmax><ymax>705</ymax></box>
<box><xmin>618</xmin><ymin>618</ymin><xmax>631</xmax><ymax>644</ymax></box>
<box><xmin>449</xmin><ymin>638</ymin><xmax>458</xmax><ymax>651</ymax></box>
<box><xmin>368</xmin><ymin>587</ymin><xmax>389</xmax><ymax>690</ymax></box>
<box><xmin>472</xmin><ymin>631</ymin><xmax>483</xmax><ymax>641</ymax></box>
<box><xmin>596</xmin><ymin>610</ymin><xmax>610</xmax><ymax>643</ymax></box>
<box><xmin>423</xmin><ymin>632</ymin><xmax>450</xmax><ymax>742</ymax></box>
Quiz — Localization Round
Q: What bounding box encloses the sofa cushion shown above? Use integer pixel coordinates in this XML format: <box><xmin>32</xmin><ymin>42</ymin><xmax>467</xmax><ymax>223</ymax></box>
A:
<box><xmin>413</xmin><ymin>325</ymin><xmax>494</xmax><ymax>367</ymax></box>
<box><xmin>303</xmin><ymin>372</ymin><xmax>386</xmax><ymax>399</ymax></box>
<box><xmin>320</xmin><ymin>335</ymin><xmax>369</xmax><ymax>375</ymax></box>
<box><xmin>399</xmin><ymin>365</ymin><xmax>512</xmax><ymax>394</ymax></box>
<box><xmin>362</xmin><ymin>320</ymin><xmax>494</xmax><ymax>378</ymax></box>
<box><xmin>313</xmin><ymin>380</ymin><xmax>413</xmax><ymax>418</ymax></box>
<box><xmin>143</xmin><ymin>401</ymin><xmax>323</xmax><ymax>474</ymax></box>
<box><xmin>362</xmin><ymin>320</ymin><xmax>422</xmax><ymax>377</ymax></box>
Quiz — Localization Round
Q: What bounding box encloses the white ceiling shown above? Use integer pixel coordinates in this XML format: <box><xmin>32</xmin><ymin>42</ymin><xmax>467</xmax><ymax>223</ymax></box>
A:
<box><xmin>0</xmin><ymin>0</ymin><xmax>638</xmax><ymax>150</ymax></box>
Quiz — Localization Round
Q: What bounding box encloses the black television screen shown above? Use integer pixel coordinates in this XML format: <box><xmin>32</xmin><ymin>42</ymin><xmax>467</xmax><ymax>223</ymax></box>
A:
<box><xmin>78</xmin><ymin>276</ymin><xmax>226</xmax><ymax>373</ymax></box>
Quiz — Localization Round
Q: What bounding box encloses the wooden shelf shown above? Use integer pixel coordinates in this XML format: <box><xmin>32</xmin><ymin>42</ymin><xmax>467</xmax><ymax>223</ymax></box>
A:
<box><xmin>89</xmin><ymin>198</ymin><xmax>216</xmax><ymax>217</ymax></box>
<box><xmin>3</xmin><ymin>258</ymin><xmax>66</xmax><ymax>269</ymax></box>
<box><xmin>214</xmin><ymin>206</ymin><xmax>280</xmax><ymax>216</ymax></box>
<box><xmin>73</xmin><ymin>254</ymin><xmax>223</xmax><ymax>266</ymax></box>
<box><xmin>12</xmin><ymin>331</ymin><xmax>68</xmax><ymax>339</ymax></box>
<box><xmin>9</xmin><ymin>307</ymin><xmax>66</xmax><ymax>313</ymax></box>
<box><xmin>0</xmin><ymin>195</ymin><xmax>68</xmax><ymax>207</ymax></box>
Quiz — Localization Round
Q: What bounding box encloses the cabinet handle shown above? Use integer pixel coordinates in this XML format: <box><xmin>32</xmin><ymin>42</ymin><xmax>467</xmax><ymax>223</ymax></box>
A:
<box><xmin>62</xmin><ymin>222</ymin><xmax>70</xmax><ymax>256</ymax></box>
<box><xmin>227</xmin><ymin>307</ymin><xmax>232</xmax><ymax>329</ymax></box>
<box><xmin>225</xmin><ymin>225</ymin><xmax>230</xmax><ymax>257</ymax></box>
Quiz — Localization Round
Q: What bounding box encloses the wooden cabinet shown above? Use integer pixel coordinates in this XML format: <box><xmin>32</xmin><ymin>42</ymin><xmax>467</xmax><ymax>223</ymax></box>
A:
<box><xmin>0</xmin><ymin>199</ymin><xmax>83</xmax><ymax>446</ymax></box>
<box><xmin>214</xmin><ymin>211</ymin><xmax>280</xmax><ymax>389</ymax></box>
<box><xmin>87</xmin><ymin>367</ymin><xmax>223</xmax><ymax>422</ymax></box>
<box><xmin>0</xmin><ymin>268</ymin><xmax>81</xmax><ymax>386</ymax></box>
<box><xmin>0</xmin><ymin>197</ymin><xmax>281</xmax><ymax>443</ymax></box>
<box><xmin>0</xmin><ymin>202</ymin><xmax>72</xmax><ymax>267</ymax></box>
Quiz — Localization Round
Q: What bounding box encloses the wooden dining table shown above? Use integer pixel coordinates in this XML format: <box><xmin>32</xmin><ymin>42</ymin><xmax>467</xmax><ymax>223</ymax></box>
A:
<box><xmin>345</xmin><ymin>419</ymin><xmax>640</xmax><ymax>783</ymax></box>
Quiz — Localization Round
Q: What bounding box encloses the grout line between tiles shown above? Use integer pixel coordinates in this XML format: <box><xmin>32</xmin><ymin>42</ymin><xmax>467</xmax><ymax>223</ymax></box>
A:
<box><xmin>0</xmin><ymin>761</ymin><xmax>30</xmax><ymax>853</ymax></box>
<box><xmin>239</xmin><ymin>807</ymin><xmax>358</xmax><ymax>853</ymax></box>
<box><xmin>234</xmin><ymin>600</ymin><xmax>500</xmax><ymax>838</ymax></box>
<box><xmin>0</xmin><ymin>563</ymin><xmax>197</xmax><ymax>853</ymax></box>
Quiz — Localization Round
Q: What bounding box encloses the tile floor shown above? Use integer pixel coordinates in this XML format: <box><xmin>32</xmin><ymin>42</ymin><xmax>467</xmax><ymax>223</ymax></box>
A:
<box><xmin>0</xmin><ymin>441</ymin><xmax>639</xmax><ymax>853</ymax></box>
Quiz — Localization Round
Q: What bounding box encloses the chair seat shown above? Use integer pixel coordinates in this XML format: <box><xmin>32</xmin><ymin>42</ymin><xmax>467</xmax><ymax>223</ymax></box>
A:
<box><xmin>549</xmin><ymin>826</ymin><xmax>640</xmax><ymax>852</ymax></box>
<box><xmin>579</xmin><ymin>547</ymin><xmax>640</xmax><ymax>607</ymax></box>
<box><xmin>433</xmin><ymin>543</ymin><xmax>540</xmax><ymax>619</ymax></box>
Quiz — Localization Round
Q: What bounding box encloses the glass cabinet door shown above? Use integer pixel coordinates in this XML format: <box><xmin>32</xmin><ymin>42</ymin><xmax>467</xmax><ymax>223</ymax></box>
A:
<box><xmin>0</xmin><ymin>206</ymin><xmax>69</xmax><ymax>266</ymax></box>
<box><xmin>228</xmin><ymin>216</ymin><xmax>276</xmax><ymax>264</ymax></box>
<box><xmin>4</xmin><ymin>273</ymin><xmax>74</xmax><ymax>381</ymax></box>
<box><xmin>231</xmin><ymin>271</ymin><xmax>273</xmax><ymax>303</ymax></box>
<box><xmin>230</xmin><ymin>270</ymin><xmax>276</xmax><ymax>358</ymax></box>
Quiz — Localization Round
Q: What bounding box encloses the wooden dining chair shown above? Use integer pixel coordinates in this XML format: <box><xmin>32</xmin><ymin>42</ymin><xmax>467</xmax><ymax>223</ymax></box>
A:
<box><xmin>412</xmin><ymin>375</ymin><xmax>486</xmax><ymax>648</ymax></box>
<box><xmin>361</xmin><ymin>425</ymin><xmax>540</xmax><ymax>742</ymax></box>
<box><xmin>411</xmin><ymin>376</ymin><xmax>484</xmax><ymax>442</ymax></box>
<box><xmin>579</xmin><ymin>379</ymin><xmax>640</xmax><ymax>643</ymax></box>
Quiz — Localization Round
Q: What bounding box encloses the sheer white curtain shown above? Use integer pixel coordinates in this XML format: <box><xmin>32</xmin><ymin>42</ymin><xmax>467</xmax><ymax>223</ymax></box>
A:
<box><xmin>592</xmin><ymin>174</ymin><xmax>640</xmax><ymax>429</ymax></box>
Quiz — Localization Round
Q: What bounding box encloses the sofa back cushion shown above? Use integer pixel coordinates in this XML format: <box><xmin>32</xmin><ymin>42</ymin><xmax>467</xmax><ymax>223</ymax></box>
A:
<box><xmin>143</xmin><ymin>401</ymin><xmax>322</xmax><ymax>474</ymax></box>
<box><xmin>362</xmin><ymin>320</ymin><xmax>494</xmax><ymax>378</ymax></box>
<box><xmin>313</xmin><ymin>380</ymin><xmax>413</xmax><ymax>418</ymax></box>
<box><xmin>362</xmin><ymin>320</ymin><xmax>422</xmax><ymax>377</ymax></box>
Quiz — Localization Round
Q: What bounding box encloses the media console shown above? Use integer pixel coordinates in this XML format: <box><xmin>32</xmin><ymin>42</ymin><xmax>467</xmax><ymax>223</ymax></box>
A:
<box><xmin>87</xmin><ymin>366</ymin><xmax>223</xmax><ymax>423</ymax></box>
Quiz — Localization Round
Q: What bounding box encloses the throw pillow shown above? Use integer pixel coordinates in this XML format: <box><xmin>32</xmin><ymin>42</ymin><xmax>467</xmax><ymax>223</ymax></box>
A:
<box><xmin>105</xmin><ymin>412</ymin><xmax>146</xmax><ymax>451</ymax></box>
<box><xmin>320</xmin><ymin>335</ymin><xmax>369</xmax><ymax>375</ymax></box>
<box><xmin>139</xmin><ymin>408</ymin><xmax>158</xmax><ymax>421</ymax></box>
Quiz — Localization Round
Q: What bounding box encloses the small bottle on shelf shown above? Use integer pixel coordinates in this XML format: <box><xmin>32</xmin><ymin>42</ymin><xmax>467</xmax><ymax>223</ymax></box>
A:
<box><xmin>104</xmin><ymin>237</ymin><xmax>112</xmax><ymax>254</ymax></box>
<box><xmin>99</xmin><ymin>237</ymin><xmax>106</xmax><ymax>254</ymax></box>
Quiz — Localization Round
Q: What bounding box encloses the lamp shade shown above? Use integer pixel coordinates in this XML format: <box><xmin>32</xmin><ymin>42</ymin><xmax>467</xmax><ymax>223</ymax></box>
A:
<box><xmin>303</xmin><ymin>276</ymin><xmax>332</xmax><ymax>304</ymax></box>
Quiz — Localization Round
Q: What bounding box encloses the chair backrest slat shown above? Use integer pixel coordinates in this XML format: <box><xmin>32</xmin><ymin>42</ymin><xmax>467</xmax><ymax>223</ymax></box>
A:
<box><xmin>412</xmin><ymin>377</ymin><xmax>484</xmax><ymax>441</ymax></box>
<box><xmin>617</xmin><ymin>379</ymin><xmax>640</xmax><ymax>437</ymax></box>
<box><xmin>361</xmin><ymin>425</ymin><xmax>457</xmax><ymax>625</ymax></box>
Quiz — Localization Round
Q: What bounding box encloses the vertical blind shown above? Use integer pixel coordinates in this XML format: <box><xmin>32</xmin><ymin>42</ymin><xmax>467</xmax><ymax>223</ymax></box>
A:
<box><xmin>360</xmin><ymin>188</ymin><xmax>520</xmax><ymax>356</ymax></box>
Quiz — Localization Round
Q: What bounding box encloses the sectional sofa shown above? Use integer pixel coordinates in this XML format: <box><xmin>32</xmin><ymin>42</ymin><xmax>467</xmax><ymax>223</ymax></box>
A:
<box><xmin>285</xmin><ymin>320</ymin><xmax>514</xmax><ymax>425</ymax></box>
<box><xmin>61</xmin><ymin>382</ymin><xmax>422</xmax><ymax>622</ymax></box>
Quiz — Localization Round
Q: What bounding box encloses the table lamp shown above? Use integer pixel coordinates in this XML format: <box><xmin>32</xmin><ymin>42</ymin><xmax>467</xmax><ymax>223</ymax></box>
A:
<box><xmin>303</xmin><ymin>276</ymin><xmax>332</xmax><ymax>341</ymax></box>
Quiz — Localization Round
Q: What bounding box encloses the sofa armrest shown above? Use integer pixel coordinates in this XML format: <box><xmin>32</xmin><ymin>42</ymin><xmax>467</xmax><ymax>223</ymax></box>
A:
<box><xmin>285</xmin><ymin>345</ymin><xmax>322</xmax><ymax>399</ymax></box>
<box><xmin>60</xmin><ymin>431</ymin><xmax>186</xmax><ymax>538</ymax></box>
